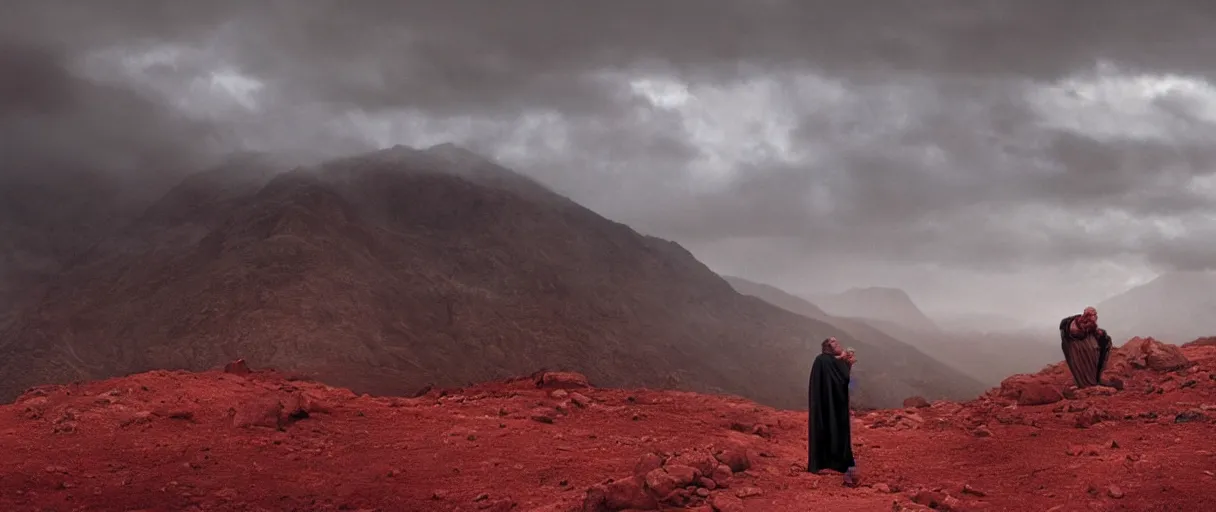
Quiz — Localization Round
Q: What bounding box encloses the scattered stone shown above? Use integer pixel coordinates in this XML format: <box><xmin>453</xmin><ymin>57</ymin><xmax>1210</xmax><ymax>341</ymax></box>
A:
<box><xmin>1074</xmin><ymin>409</ymin><xmax>1106</xmax><ymax>428</ymax></box>
<box><xmin>1108</xmin><ymin>485</ymin><xmax>1124</xmax><ymax>499</ymax></box>
<box><xmin>670</xmin><ymin>450</ymin><xmax>719</xmax><ymax>476</ymax></box>
<box><xmin>972</xmin><ymin>426</ymin><xmax>993</xmax><ymax>438</ymax></box>
<box><xmin>903</xmin><ymin>396</ymin><xmax>931</xmax><ymax>408</ymax></box>
<box><xmin>529</xmin><ymin>408</ymin><xmax>556</xmax><ymax>424</ymax></box>
<box><xmin>550</xmin><ymin>389</ymin><xmax>569</xmax><ymax>400</ymax></box>
<box><xmin>633</xmin><ymin>453</ymin><xmax>664</xmax><ymax>477</ymax></box>
<box><xmin>961</xmin><ymin>484</ymin><xmax>986</xmax><ymax>497</ymax></box>
<box><xmin>582</xmin><ymin>476</ymin><xmax>657</xmax><ymax>511</ymax></box>
<box><xmin>534</xmin><ymin>371</ymin><xmax>590</xmax><ymax>390</ymax></box>
<box><xmin>733</xmin><ymin>487</ymin><xmax>762</xmax><ymax>499</ymax></box>
<box><xmin>872</xmin><ymin>483</ymin><xmax>892</xmax><ymax>493</ymax></box>
<box><xmin>713</xmin><ymin>447</ymin><xmax>751</xmax><ymax>473</ymax></box>
<box><xmin>912</xmin><ymin>490</ymin><xmax>948</xmax><ymax>508</ymax></box>
<box><xmin>710</xmin><ymin>464</ymin><xmax>733</xmax><ymax>488</ymax></box>
<box><xmin>1075</xmin><ymin>386</ymin><xmax>1117</xmax><ymax>399</ymax></box>
<box><xmin>569</xmin><ymin>392</ymin><xmax>592</xmax><ymax>408</ymax></box>
<box><xmin>1175</xmin><ymin>410</ymin><xmax>1206</xmax><ymax>423</ymax></box>
<box><xmin>709</xmin><ymin>493</ymin><xmax>745</xmax><ymax>512</ymax></box>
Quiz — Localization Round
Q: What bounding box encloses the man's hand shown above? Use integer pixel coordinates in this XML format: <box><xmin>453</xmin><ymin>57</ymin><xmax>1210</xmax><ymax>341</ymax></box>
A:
<box><xmin>839</xmin><ymin>350</ymin><xmax>857</xmax><ymax>366</ymax></box>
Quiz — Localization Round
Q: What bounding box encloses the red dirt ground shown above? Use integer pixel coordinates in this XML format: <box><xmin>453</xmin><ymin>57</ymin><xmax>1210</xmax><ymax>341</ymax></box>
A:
<box><xmin>2</xmin><ymin>340</ymin><xmax>1215</xmax><ymax>512</ymax></box>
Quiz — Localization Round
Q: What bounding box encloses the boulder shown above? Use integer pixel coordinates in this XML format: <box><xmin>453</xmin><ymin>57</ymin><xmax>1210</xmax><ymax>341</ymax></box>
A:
<box><xmin>999</xmin><ymin>375</ymin><xmax>1064</xmax><ymax>406</ymax></box>
<box><xmin>903</xmin><ymin>396</ymin><xmax>931</xmax><ymax>408</ymax></box>
<box><xmin>535</xmin><ymin>371</ymin><xmax>590</xmax><ymax>390</ymax></box>
<box><xmin>713</xmin><ymin>447</ymin><xmax>751</xmax><ymax>473</ymax></box>
<box><xmin>582</xmin><ymin>476</ymin><xmax>657</xmax><ymax>511</ymax></box>
<box><xmin>1122</xmin><ymin>337</ymin><xmax>1192</xmax><ymax>372</ymax></box>
<box><xmin>223</xmin><ymin>359</ymin><xmax>251</xmax><ymax>376</ymax></box>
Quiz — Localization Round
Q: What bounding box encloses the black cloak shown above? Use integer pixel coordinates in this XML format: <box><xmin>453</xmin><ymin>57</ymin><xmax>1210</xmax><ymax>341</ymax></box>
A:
<box><xmin>808</xmin><ymin>352</ymin><xmax>855</xmax><ymax>473</ymax></box>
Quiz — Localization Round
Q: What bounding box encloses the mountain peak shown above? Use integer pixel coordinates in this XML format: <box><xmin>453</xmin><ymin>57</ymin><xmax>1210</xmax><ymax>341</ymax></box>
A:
<box><xmin>815</xmin><ymin>286</ymin><xmax>940</xmax><ymax>333</ymax></box>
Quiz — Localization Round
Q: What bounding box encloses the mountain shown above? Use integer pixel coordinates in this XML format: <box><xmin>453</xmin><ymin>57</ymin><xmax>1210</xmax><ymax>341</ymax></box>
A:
<box><xmin>0</xmin><ymin>145</ymin><xmax>981</xmax><ymax>409</ymax></box>
<box><xmin>720</xmin><ymin>276</ymin><xmax>831</xmax><ymax>321</ymax></box>
<box><xmin>813</xmin><ymin>287</ymin><xmax>941</xmax><ymax>333</ymax></box>
<box><xmin>723</xmin><ymin>275</ymin><xmax>986</xmax><ymax>388</ymax></box>
<box><xmin>1096</xmin><ymin>271</ymin><xmax>1216</xmax><ymax>343</ymax></box>
<box><xmin>729</xmin><ymin>277</ymin><xmax>1059</xmax><ymax>386</ymax></box>
<box><xmin>1</xmin><ymin>339</ymin><xmax>1212</xmax><ymax>511</ymax></box>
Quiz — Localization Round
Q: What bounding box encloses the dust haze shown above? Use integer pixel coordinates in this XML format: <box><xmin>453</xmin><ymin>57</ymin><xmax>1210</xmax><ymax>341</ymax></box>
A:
<box><xmin>4</xmin><ymin>1</ymin><xmax>1216</xmax><ymax>336</ymax></box>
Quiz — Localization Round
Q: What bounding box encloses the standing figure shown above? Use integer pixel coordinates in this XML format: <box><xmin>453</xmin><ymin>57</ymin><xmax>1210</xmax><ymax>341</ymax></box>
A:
<box><xmin>808</xmin><ymin>337</ymin><xmax>858</xmax><ymax>486</ymax></box>
<box><xmin>1059</xmin><ymin>306</ymin><xmax>1118</xmax><ymax>389</ymax></box>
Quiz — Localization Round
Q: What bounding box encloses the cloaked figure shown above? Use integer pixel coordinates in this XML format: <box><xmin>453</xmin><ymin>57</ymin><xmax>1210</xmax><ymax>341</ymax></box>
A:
<box><xmin>808</xmin><ymin>337</ymin><xmax>858</xmax><ymax>486</ymax></box>
<box><xmin>1058</xmin><ymin>306</ymin><xmax>1119</xmax><ymax>389</ymax></box>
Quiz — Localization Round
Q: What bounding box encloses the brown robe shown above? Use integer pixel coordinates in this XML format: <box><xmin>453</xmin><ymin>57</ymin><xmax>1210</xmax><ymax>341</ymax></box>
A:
<box><xmin>1058</xmin><ymin>315</ymin><xmax>1112</xmax><ymax>388</ymax></box>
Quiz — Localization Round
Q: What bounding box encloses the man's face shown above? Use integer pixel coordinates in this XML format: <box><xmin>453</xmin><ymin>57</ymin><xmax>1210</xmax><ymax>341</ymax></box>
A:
<box><xmin>827</xmin><ymin>338</ymin><xmax>842</xmax><ymax>354</ymax></box>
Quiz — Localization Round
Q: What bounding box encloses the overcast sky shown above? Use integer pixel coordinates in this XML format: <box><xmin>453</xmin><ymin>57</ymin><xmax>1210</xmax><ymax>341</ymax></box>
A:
<box><xmin>5</xmin><ymin>1</ymin><xmax>1216</xmax><ymax>321</ymax></box>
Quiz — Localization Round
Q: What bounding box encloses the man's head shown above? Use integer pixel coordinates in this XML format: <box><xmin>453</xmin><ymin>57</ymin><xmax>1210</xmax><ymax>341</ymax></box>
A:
<box><xmin>1077</xmin><ymin>306</ymin><xmax>1098</xmax><ymax>331</ymax></box>
<box><xmin>822</xmin><ymin>337</ymin><xmax>842</xmax><ymax>355</ymax></box>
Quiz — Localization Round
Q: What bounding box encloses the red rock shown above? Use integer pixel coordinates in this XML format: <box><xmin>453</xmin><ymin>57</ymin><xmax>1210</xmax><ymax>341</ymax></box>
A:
<box><xmin>1123</xmin><ymin>337</ymin><xmax>1192</xmax><ymax>372</ymax></box>
<box><xmin>569</xmin><ymin>392</ymin><xmax>592</xmax><ymax>408</ymax></box>
<box><xmin>709</xmin><ymin>464</ymin><xmax>733</xmax><ymax>488</ymax></box>
<box><xmin>913</xmin><ymin>490</ymin><xmax>948</xmax><ymax>508</ymax></box>
<box><xmin>733</xmin><ymin>486</ymin><xmax>762</xmax><ymax>498</ymax></box>
<box><xmin>713</xmin><ymin>447</ymin><xmax>751</xmax><ymax>473</ymax></box>
<box><xmin>232</xmin><ymin>397</ymin><xmax>283</xmax><ymax>429</ymax></box>
<box><xmin>583</xmin><ymin>476</ymin><xmax>657</xmax><ymax>511</ymax></box>
<box><xmin>535</xmin><ymin>372</ymin><xmax>590</xmax><ymax>390</ymax></box>
<box><xmin>1075</xmin><ymin>409</ymin><xmax>1106</xmax><ymax>428</ymax></box>
<box><xmin>709</xmin><ymin>492</ymin><xmax>745</xmax><ymax>512</ymax></box>
<box><xmin>643</xmin><ymin>468</ymin><xmax>682</xmax><ymax>500</ymax></box>
<box><xmin>223</xmin><ymin>359</ymin><xmax>251</xmax><ymax>376</ymax></box>
<box><xmin>632</xmin><ymin>453</ymin><xmax>664</xmax><ymax>477</ymax></box>
<box><xmin>662</xmin><ymin>464</ymin><xmax>701</xmax><ymax>486</ymax></box>
<box><xmin>669</xmin><ymin>450</ymin><xmax>719</xmax><ymax>476</ymax></box>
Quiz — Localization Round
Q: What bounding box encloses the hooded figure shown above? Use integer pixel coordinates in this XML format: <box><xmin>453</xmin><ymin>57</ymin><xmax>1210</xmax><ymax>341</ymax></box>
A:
<box><xmin>1059</xmin><ymin>306</ymin><xmax>1117</xmax><ymax>389</ymax></box>
<box><xmin>808</xmin><ymin>337</ymin><xmax>858</xmax><ymax>486</ymax></box>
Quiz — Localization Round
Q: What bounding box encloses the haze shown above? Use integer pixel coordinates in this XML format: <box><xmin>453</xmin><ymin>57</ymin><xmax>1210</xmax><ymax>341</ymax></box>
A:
<box><xmin>4</xmin><ymin>1</ymin><xmax>1216</xmax><ymax>325</ymax></box>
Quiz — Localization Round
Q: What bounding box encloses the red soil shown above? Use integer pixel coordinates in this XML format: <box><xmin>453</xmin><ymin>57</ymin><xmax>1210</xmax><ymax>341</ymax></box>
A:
<box><xmin>2</xmin><ymin>339</ymin><xmax>1215</xmax><ymax>512</ymax></box>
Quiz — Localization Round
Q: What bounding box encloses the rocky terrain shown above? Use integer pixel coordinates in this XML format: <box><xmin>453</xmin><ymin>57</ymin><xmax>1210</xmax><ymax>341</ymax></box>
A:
<box><xmin>1</xmin><ymin>336</ymin><xmax>1213</xmax><ymax>511</ymax></box>
<box><xmin>0</xmin><ymin>146</ymin><xmax>982</xmax><ymax>409</ymax></box>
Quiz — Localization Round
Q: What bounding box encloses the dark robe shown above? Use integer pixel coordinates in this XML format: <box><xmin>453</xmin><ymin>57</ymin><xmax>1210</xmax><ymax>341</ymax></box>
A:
<box><xmin>1059</xmin><ymin>315</ymin><xmax>1113</xmax><ymax>388</ymax></box>
<box><xmin>808</xmin><ymin>352</ymin><xmax>855</xmax><ymax>473</ymax></box>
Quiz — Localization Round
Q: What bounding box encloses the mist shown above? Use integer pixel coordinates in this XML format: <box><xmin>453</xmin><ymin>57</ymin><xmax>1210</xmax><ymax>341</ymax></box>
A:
<box><xmin>4</xmin><ymin>1</ymin><xmax>1216</xmax><ymax>330</ymax></box>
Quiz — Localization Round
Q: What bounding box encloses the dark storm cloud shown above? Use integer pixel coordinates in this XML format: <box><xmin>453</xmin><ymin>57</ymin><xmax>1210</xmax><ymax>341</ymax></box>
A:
<box><xmin>4</xmin><ymin>0</ymin><xmax>1216</xmax><ymax>288</ymax></box>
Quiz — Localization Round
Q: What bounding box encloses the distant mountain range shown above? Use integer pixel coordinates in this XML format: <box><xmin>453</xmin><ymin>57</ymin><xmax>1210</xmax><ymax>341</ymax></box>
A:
<box><xmin>727</xmin><ymin>277</ymin><xmax>1064</xmax><ymax>385</ymax></box>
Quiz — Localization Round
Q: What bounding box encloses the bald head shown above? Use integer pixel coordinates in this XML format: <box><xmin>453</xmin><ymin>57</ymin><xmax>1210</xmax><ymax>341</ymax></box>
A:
<box><xmin>822</xmin><ymin>337</ymin><xmax>841</xmax><ymax>355</ymax></box>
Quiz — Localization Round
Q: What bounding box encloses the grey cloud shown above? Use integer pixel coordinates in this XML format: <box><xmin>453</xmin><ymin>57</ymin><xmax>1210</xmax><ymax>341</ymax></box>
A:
<box><xmin>5</xmin><ymin>0</ymin><xmax>1216</xmax><ymax>316</ymax></box>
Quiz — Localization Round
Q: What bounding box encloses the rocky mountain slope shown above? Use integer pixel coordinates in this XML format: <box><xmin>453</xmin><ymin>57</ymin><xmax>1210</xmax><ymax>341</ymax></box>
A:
<box><xmin>0</xmin><ymin>146</ymin><xmax>981</xmax><ymax>409</ymax></box>
<box><xmin>1</xmin><ymin>338</ymin><xmax>1213</xmax><ymax>511</ymax></box>
<box><xmin>1096</xmin><ymin>271</ymin><xmax>1216</xmax><ymax>344</ymax></box>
